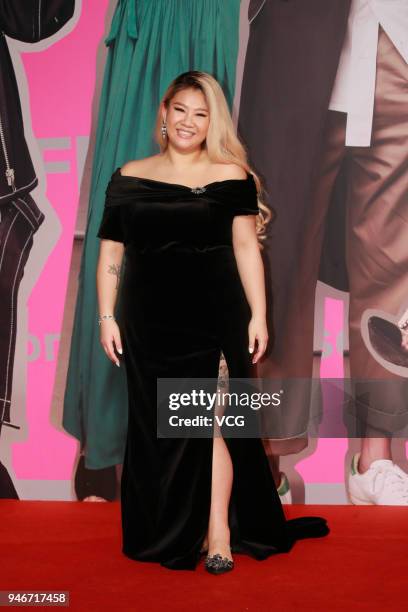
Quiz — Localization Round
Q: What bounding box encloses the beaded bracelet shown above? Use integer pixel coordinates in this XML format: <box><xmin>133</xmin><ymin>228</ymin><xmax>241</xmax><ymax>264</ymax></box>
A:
<box><xmin>98</xmin><ymin>314</ymin><xmax>116</xmax><ymax>325</ymax></box>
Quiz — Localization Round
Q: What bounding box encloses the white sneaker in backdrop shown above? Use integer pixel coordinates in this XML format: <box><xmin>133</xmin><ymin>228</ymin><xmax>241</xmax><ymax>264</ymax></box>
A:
<box><xmin>348</xmin><ymin>452</ymin><xmax>408</xmax><ymax>505</ymax></box>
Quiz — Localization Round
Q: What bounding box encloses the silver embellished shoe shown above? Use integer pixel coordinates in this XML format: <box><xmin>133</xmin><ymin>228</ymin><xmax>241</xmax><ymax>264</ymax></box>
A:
<box><xmin>204</xmin><ymin>553</ymin><xmax>234</xmax><ymax>575</ymax></box>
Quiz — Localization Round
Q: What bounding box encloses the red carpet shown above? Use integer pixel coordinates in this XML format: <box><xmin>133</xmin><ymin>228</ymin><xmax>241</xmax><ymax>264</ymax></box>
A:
<box><xmin>0</xmin><ymin>501</ymin><xmax>406</xmax><ymax>611</ymax></box>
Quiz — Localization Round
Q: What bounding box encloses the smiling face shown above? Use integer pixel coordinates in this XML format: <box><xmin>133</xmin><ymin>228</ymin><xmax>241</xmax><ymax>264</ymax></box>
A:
<box><xmin>163</xmin><ymin>87</ymin><xmax>210</xmax><ymax>151</ymax></box>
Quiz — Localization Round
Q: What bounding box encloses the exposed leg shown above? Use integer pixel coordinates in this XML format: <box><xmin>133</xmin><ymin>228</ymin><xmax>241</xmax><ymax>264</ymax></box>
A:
<box><xmin>206</xmin><ymin>436</ymin><xmax>233</xmax><ymax>561</ymax></box>
<box><xmin>205</xmin><ymin>352</ymin><xmax>233</xmax><ymax>561</ymax></box>
<box><xmin>358</xmin><ymin>437</ymin><xmax>392</xmax><ymax>473</ymax></box>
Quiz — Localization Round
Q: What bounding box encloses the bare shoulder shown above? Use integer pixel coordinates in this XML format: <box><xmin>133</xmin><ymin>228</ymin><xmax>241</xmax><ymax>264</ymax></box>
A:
<box><xmin>120</xmin><ymin>155</ymin><xmax>161</xmax><ymax>177</ymax></box>
<box><xmin>213</xmin><ymin>163</ymin><xmax>248</xmax><ymax>181</ymax></box>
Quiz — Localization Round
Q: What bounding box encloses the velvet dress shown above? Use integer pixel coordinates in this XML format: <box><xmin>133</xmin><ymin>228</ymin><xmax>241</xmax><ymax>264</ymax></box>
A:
<box><xmin>96</xmin><ymin>167</ymin><xmax>329</xmax><ymax>570</ymax></box>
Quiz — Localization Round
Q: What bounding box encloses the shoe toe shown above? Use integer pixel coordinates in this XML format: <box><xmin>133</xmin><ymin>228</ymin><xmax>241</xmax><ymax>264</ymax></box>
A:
<box><xmin>205</xmin><ymin>553</ymin><xmax>234</xmax><ymax>574</ymax></box>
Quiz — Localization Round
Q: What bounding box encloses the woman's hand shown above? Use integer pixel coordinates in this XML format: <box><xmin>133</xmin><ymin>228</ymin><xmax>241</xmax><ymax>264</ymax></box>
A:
<box><xmin>248</xmin><ymin>315</ymin><xmax>269</xmax><ymax>364</ymax></box>
<box><xmin>398</xmin><ymin>309</ymin><xmax>408</xmax><ymax>351</ymax></box>
<box><xmin>401</xmin><ymin>329</ymin><xmax>408</xmax><ymax>352</ymax></box>
<box><xmin>100</xmin><ymin>319</ymin><xmax>123</xmax><ymax>367</ymax></box>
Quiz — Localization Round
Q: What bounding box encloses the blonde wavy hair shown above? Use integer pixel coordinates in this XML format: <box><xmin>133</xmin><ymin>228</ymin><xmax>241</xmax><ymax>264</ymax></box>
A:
<box><xmin>153</xmin><ymin>71</ymin><xmax>272</xmax><ymax>247</ymax></box>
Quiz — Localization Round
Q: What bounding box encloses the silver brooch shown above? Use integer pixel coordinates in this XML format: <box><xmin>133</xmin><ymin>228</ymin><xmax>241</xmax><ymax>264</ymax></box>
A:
<box><xmin>191</xmin><ymin>186</ymin><xmax>206</xmax><ymax>194</ymax></box>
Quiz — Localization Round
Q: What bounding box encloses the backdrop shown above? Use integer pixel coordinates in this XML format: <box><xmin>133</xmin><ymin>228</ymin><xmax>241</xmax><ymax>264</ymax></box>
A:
<box><xmin>2</xmin><ymin>0</ymin><xmax>405</xmax><ymax>503</ymax></box>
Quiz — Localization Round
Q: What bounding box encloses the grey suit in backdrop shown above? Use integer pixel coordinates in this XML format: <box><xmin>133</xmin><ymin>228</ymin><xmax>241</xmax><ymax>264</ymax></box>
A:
<box><xmin>238</xmin><ymin>0</ymin><xmax>408</xmax><ymax>446</ymax></box>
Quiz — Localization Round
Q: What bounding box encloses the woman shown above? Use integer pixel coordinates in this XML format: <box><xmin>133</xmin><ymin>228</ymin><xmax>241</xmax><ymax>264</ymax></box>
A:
<box><xmin>96</xmin><ymin>71</ymin><xmax>329</xmax><ymax>573</ymax></box>
<box><xmin>62</xmin><ymin>0</ymin><xmax>241</xmax><ymax>502</ymax></box>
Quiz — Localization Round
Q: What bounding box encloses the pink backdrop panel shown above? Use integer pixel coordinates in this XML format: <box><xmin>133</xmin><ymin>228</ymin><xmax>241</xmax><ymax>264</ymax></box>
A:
<box><xmin>297</xmin><ymin>298</ymin><xmax>347</xmax><ymax>483</ymax></box>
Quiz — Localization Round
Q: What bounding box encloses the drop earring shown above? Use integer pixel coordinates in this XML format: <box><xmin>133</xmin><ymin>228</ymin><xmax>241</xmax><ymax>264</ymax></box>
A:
<box><xmin>161</xmin><ymin>119</ymin><xmax>167</xmax><ymax>140</ymax></box>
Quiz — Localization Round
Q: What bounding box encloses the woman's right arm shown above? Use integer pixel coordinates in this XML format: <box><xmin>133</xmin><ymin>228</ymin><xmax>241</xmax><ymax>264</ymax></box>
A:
<box><xmin>96</xmin><ymin>239</ymin><xmax>125</xmax><ymax>367</ymax></box>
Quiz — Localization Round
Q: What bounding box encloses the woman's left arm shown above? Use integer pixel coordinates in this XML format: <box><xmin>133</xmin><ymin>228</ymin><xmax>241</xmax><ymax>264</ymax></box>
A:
<box><xmin>232</xmin><ymin>216</ymin><xmax>268</xmax><ymax>364</ymax></box>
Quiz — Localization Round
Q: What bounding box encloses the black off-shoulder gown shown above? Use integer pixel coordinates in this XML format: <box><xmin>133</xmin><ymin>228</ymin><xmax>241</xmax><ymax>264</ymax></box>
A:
<box><xmin>97</xmin><ymin>167</ymin><xmax>329</xmax><ymax>570</ymax></box>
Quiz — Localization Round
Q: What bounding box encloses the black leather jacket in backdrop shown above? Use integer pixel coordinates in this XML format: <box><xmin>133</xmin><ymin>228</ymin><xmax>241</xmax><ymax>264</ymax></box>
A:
<box><xmin>0</xmin><ymin>1</ymin><xmax>75</xmax><ymax>206</ymax></box>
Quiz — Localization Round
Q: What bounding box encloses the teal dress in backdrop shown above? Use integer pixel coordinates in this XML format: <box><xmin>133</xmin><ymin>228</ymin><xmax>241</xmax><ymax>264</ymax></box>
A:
<box><xmin>62</xmin><ymin>0</ymin><xmax>241</xmax><ymax>469</ymax></box>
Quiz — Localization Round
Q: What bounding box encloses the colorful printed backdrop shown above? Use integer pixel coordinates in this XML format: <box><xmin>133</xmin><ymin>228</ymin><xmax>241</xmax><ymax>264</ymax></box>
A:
<box><xmin>3</xmin><ymin>0</ymin><xmax>398</xmax><ymax>503</ymax></box>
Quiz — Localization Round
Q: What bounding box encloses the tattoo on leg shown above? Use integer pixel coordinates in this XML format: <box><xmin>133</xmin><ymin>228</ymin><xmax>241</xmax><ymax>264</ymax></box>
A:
<box><xmin>108</xmin><ymin>263</ymin><xmax>121</xmax><ymax>289</ymax></box>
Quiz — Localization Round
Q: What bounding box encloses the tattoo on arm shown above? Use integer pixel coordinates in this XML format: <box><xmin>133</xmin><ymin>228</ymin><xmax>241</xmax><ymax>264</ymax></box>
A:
<box><xmin>107</xmin><ymin>263</ymin><xmax>121</xmax><ymax>289</ymax></box>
